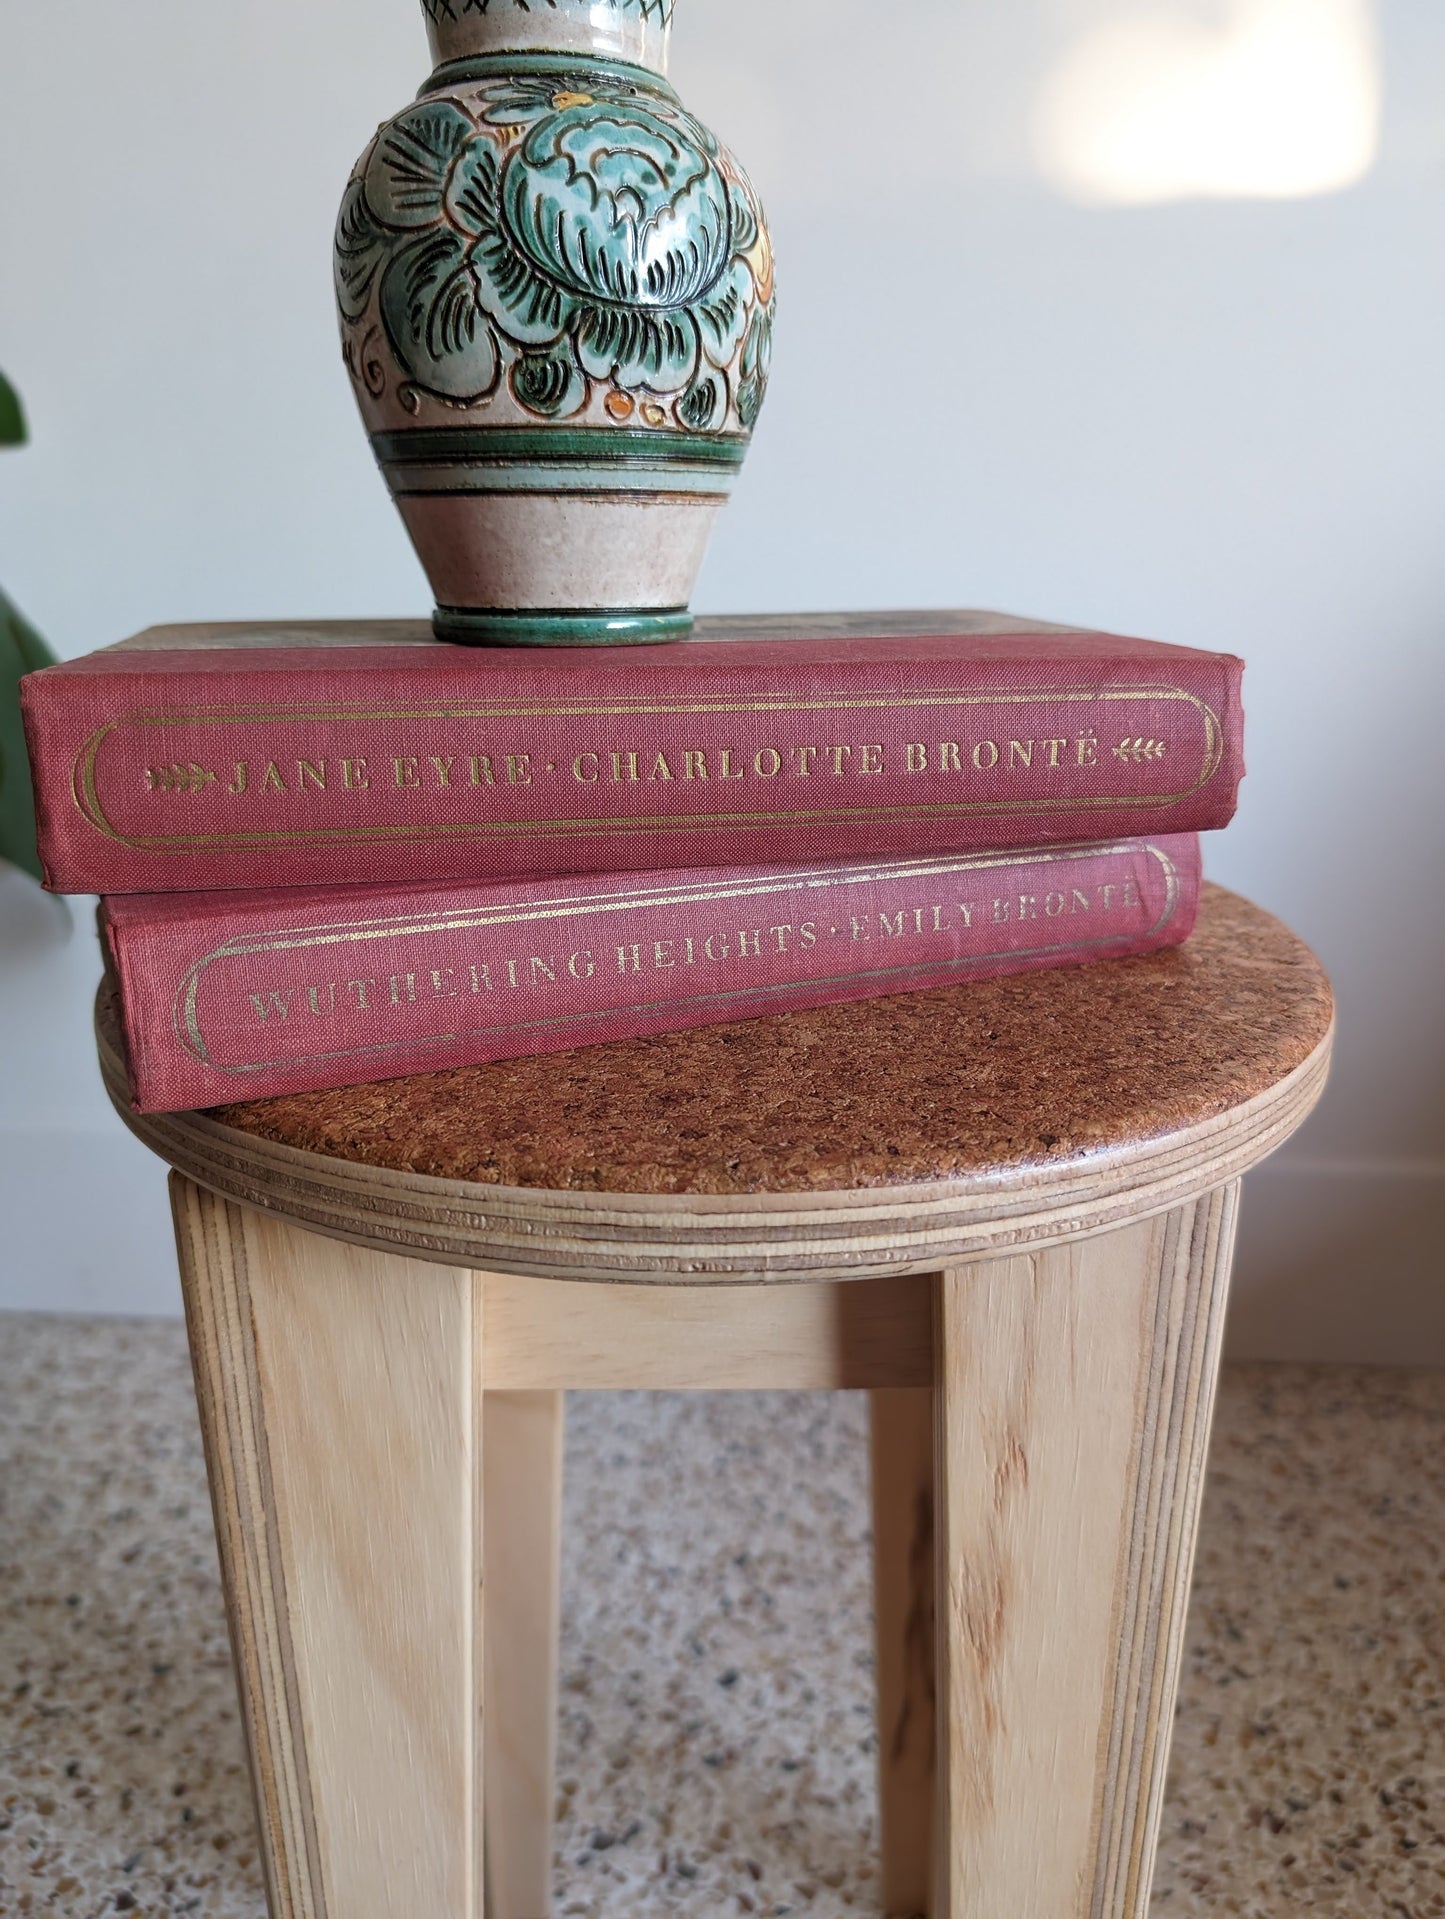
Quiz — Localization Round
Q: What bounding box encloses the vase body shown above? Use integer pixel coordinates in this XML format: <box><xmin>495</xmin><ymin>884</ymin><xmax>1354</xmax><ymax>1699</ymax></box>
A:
<box><xmin>335</xmin><ymin>0</ymin><xmax>774</xmax><ymax>645</ymax></box>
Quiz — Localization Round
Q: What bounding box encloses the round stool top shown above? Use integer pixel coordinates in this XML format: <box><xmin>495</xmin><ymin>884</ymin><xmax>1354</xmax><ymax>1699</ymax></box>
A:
<box><xmin>100</xmin><ymin>885</ymin><xmax>1333</xmax><ymax>1283</ymax></box>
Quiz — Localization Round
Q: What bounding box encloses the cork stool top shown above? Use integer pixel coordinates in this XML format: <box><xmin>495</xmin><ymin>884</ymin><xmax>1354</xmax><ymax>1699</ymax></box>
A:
<box><xmin>99</xmin><ymin>885</ymin><xmax>1333</xmax><ymax>1284</ymax></box>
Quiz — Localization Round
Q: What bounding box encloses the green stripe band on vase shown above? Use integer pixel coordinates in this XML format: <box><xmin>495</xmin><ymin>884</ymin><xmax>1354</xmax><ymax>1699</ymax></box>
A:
<box><xmin>385</xmin><ymin>463</ymin><xmax>734</xmax><ymax>498</ymax></box>
<box><xmin>433</xmin><ymin>606</ymin><xmax>694</xmax><ymax>648</ymax></box>
<box><xmin>372</xmin><ymin>427</ymin><xmax>749</xmax><ymax>470</ymax></box>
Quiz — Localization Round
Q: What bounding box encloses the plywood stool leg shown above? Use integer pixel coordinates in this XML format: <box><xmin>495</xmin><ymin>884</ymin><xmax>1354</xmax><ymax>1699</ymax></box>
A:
<box><xmin>870</xmin><ymin>1387</ymin><xmax>936</xmax><ymax>1917</ymax></box>
<box><xmin>172</xmin><ymin>1175</ymin><xmax>487</xmax><ymax>1919</ymax></box>
<box><xmin>484</xmin><ymin>1389</ymin><xmax>564</xmax><ymax>1919</ymax></box>
<box><xmin>932</xmin><ymin>1184</ymin><xmax>1240</xmax><ymax>1919</ymax></box>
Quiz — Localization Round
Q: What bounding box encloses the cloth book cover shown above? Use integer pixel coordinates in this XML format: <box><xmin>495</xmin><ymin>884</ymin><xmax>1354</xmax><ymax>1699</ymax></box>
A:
<box><xmin>23</xmin><ymin>612</ymin><xmax>1243</xmax><ymax>894</ymax></box>
<box><xmin>103</xmin><ymin>834</ymin><xmax>1201</xmax><ymax>1112</ymax></box>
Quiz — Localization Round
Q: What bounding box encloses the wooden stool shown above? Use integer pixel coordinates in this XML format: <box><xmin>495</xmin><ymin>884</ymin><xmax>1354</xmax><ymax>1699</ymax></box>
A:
<box><xmin>99</xmin><ymin>884</ymin><xmax>1332</xmax><ymax>1919</ymax></box>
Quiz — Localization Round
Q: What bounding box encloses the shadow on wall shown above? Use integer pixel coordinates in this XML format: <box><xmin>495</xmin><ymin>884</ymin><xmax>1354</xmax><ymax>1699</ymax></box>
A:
<box><xmin>0</xmin><ymin>868</ymin><xmax>73</xmax><ymax>960</ymax></box>
<box><xmin>1229</xmin><ymin>765</ymin><xmax>1445</xmax><ymax>1368</ymax></box>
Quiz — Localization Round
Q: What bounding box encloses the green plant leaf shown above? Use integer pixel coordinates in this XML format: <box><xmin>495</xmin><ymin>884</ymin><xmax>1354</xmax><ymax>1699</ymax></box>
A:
<box><xmin>0</xmin><ymin>589</ymin><xmax>57</xmax><ymax>883</ymax></box>
<box><xmin>0</xmin><ymin>371</ymin><xmax>26</xmax><ymax>448</ymax></box>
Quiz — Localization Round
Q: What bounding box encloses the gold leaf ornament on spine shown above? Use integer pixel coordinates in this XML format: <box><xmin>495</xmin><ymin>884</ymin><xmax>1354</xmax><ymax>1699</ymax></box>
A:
<box><xmin>71</xmin><ymin>688</ymin><xmax>1224</xmax><ymax>853</ymax></box>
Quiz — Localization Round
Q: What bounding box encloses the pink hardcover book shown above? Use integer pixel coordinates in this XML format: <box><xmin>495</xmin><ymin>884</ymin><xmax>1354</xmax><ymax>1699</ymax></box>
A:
<box><xmin>103</xmin><ymin>835</ymin><xmax>1201</xmax><ymax>1113</ymax></box>
<box><xmin>24</xmin><ymin>612</ymin><xmax>1242</xmax><ymax>894</ymax></box>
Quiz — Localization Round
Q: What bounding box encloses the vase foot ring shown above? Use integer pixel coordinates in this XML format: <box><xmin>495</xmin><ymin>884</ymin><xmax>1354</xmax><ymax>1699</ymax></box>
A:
<box><xmin>433</xmin><ymin>606</ymin><xmax>693</xmax><ymax>648</ymax></box>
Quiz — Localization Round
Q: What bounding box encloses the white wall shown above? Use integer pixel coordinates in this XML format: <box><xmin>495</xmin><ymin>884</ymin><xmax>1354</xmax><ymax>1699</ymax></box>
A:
<box><xmin>2</xmin><ymin>0</ymin><xmax>1442</xmax><ymax>1356</ymax></box>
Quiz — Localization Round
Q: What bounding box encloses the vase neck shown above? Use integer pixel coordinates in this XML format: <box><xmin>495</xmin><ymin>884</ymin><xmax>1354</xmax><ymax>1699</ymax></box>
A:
<box><xmin>421</xmin><ymin>1</ymin><xmax>673</xmax><ymax>79</ymax></box>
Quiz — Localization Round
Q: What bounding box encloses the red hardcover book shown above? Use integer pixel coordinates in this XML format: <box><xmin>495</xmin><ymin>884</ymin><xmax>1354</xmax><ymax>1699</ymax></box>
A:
<box><xmin>103</xmin><ymin>835</ymin><xmax>1200</xmax><ymax>1113</ymax></box>
<box><xmin>23</xmin><ymin>613</ymin><xmax>1241</xmax><ymax>895</ymax></box>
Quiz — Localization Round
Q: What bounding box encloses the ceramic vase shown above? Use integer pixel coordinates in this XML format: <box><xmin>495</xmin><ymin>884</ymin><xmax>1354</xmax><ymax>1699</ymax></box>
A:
<box><xmin>334</xmin><ymin>0</ymin><xmax>774</xmax><ymax>646</ymax></box>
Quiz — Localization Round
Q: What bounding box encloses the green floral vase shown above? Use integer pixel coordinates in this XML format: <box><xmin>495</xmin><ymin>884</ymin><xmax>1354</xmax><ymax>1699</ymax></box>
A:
<box><xmin>335</xmin><ymin>0</ymin><xmax>775</xmax><ymax>646</ymax></box>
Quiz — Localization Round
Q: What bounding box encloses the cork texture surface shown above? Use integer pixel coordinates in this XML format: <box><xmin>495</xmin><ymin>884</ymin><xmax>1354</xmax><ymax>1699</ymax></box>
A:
<box><xmin>175</xmin><ymin>884</ymin><xmax>1332</xmax><ymax>1196</ymax></box>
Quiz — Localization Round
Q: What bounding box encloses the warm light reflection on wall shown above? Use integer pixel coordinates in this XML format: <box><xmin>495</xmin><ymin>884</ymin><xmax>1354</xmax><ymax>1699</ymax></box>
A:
<box><xmin>1033</xmin><ymin>0</ymin><xmax>1382</xmax><ymax>205</ymax></box>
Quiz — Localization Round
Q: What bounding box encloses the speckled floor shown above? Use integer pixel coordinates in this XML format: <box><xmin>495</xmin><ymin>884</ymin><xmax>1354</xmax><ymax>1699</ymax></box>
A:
<box><xmin>0</xmin><ymin>1316</ymin><xmax>1440</xmax><ymax>1918</ymax></box>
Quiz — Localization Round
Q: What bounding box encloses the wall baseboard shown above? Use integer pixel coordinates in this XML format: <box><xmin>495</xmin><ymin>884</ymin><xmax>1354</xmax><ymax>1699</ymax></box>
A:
<box><xmin>2</xmin><ymin>1127</ymin><xmax>180</xmax><ymax>1319</ymax></box>
<box><xmin>2</xmin><ymin>1133</ymin><xmax>1441</xmax><ymax>1366</ymax></box>
<box><xmin>1227</xmin><ymin>1159</ymin><xmax>1445</xmax><ymax>1366</ymax></box>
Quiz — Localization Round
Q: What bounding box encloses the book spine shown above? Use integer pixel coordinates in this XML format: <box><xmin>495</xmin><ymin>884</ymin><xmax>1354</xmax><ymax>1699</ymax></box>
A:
<box><xmin>107</xmin><ymin>837</ymin><xmax>1201</xmax><ymax>1112</ymax></box>
<box><xmin>25</xmin><ymin>653</ymin><xmax>1241</xmax><ymax>892</ymax></box>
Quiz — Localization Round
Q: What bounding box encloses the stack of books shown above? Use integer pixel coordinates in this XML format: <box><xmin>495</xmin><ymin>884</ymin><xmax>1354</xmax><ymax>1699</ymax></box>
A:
<box><xmin>18</xmin><ymin>609</ymin><xmax>1243</xmax><ymax>1114</ymax></box>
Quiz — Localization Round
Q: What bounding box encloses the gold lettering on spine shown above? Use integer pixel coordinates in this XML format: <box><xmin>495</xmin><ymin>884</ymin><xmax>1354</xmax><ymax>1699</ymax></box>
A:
<box><xmin>394</xmin><ymin>757</ymin><xmax>420</xmax><ymax>788</ymax></box>
<box><xmin>84</xmin><ymin>687</ymin><xmax>1226</xmax><ymax>860</ymax></box>
<box><xmin>298</xmin><ymin>759</ymin><xmax>326</xmax><ymax>792</ymax></box>
<box><xmin>170</xmin><ymin>842</ymin><xmax>1186</xmax><ymax>1073</ymax></box>
<box><xmin>683</xmin><ymin>750</ymin><xmax>708</xmax><ymax>780</ymax></box>
<box><xmin>572</xmin><ymin>753</ymin><xmax>598</xmax><ymax>783</ymax></box>
<box><xmin>906</xmin><ymin>744</ymin><xmax>928</xmax><ymax>772</ymax></box>
<box><xmin>470</xmin><ymin>755</ymin><xmax>496</xmax><ymax>786</ymax></box>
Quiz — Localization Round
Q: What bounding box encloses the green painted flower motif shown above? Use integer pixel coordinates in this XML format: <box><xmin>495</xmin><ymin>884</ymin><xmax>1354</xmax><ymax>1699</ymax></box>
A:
<box><xmin>737</xmin><ymin>297</ymin><xmax>774</xmax><ymax>431</ymax></box>
<box><xmin>336</xmin><ymin>75</ymin><xmax>770</xmax><ymax>423</ymax></box>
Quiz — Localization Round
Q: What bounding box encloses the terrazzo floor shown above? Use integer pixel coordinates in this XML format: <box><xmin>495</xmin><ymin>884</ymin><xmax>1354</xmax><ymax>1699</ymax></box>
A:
<box><xmin>1</xmin><ymin>1314</ymin><xmax>1441</xmax><ymax>1917</ymax></box>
